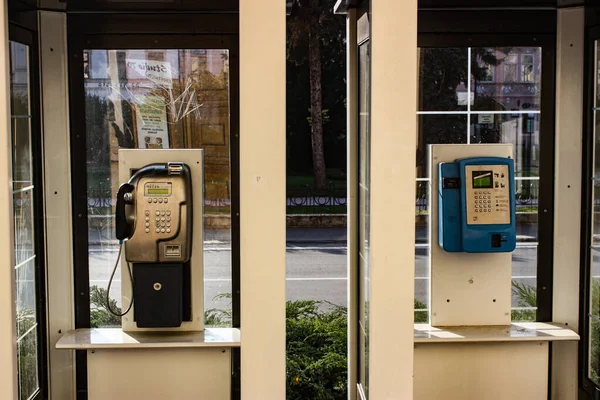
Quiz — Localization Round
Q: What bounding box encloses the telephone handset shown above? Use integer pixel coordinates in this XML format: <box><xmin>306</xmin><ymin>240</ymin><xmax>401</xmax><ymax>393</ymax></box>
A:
<box><xmin>115</xmin><ymin>162</ymin><xmax>193</xmax><ymax>263</ymax></box>
<box><xmin>438</xmin><ymin>156</ymin><xmax>516</xmax><ymax>253</ymax></box>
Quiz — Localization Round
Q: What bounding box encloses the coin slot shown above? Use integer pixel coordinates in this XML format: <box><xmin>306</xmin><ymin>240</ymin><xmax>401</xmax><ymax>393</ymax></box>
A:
<box><xmin>165</xmin><ymin>244</ymin><xmax>181</xmax><ymax>257</ymax></box>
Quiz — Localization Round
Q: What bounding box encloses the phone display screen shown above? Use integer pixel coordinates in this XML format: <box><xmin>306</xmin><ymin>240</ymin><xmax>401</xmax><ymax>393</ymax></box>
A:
<box><xmin>472</xmin><ymin>171</ymin><xmax>493</xmax><ymax>189</ymax></box>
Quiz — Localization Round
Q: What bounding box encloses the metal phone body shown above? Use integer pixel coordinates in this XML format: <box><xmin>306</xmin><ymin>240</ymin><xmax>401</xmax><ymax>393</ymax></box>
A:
<box><xmin>125</xmin><ymin>172</ymin><xmax>192</xmax><ymax>264</ymax></box>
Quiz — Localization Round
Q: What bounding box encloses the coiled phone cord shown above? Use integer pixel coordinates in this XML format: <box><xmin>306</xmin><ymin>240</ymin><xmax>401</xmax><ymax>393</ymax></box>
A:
<box><xmin>106</xmin><ymin>240</ymin><xmax>135</xmax><ymax>317</ymax></box>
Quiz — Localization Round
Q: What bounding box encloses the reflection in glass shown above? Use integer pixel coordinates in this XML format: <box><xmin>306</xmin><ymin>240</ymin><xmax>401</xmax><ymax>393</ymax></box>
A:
<box><xmin>16</xmin><ymin>259</ymin><xmax>37</xmax><ymax>339</ymax></box>
<box><xmin>17</xmin><ymin>328</ymin><xmax>39</xmax><ymax>400</ymax></box>
<box><xmin>418</xmin><ymin>48</ymin><xmax>468</xmax><ymax>112</ymax></box>
<box><xmin>595</xmin><ymin>112</ymin><xmax>600</xmax><ymax>177</ymax></box>
<box><xmin>10</xmin><ymin>40</ymin><xmax>40</xmax><ymax>400</ymax></box>
<box><xmin>84</xmin><ymin>49</ymin><xmax>232</xmax><ymax>327</ymax></box>
<box><xmin>471</xmin><ymin>114</ymin><xmax>540</xmax><ymax>177</ymax></box>
<box><xmin>10</xmin><ymin>41</ymin><xmax>29</xmax><ymax>117</ymax></box>
<box><xmin>597</xmin><ymin>41</ymin><xmax>600</xmax><ymax>107</ymax></box>
<box><xmin>13</xmin><ymin>190</ymin><xmax>35</xmax><ymax>266</ymax></box>
<box><xmin>416</xmin><ymin>114</ymin><xmax>467</xmax><ymax>177</ymax></box>
<box><xmin>12</xmin><ymin>117</ymin><xmax>32</xmax><ymax>187</ymax></box>
<box><xmin>358</xmin><ymin>40</ymin><xmax>370</xmax><ymax>398</ymax></box>
<box><xmin>472</xmin><ymin>47</ymin><xmax>541</xmax><ymax>112</ymax></box>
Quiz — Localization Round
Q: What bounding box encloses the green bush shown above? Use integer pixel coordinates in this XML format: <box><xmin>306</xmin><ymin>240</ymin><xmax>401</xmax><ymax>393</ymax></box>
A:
<box><xmin>90</xmin><ymin>286</ymin><xmax>122</xmax><ymax>328</ymax></box>
<box><xmin>511</xmin><ymin>281</ymin><xmax>536</xmax><ymax>322</ymax></box>
<box><xmin>286</xmin><ymin>301</ymin><xmax>347</xmax><ymax>400</ymax></box>
<box><xmin>414</xmin><ymin>299</ymin><xmax>428</xmax><ymax>323</ymax></box>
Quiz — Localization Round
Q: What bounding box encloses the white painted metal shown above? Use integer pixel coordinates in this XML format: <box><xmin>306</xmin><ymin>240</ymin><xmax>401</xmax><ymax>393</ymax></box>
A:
<box><xmin>118</xmin><ymin>149</ymin><xmax>204</xmax><ymax>332</ymax></box>
<box><xmin>56</xmin><ymin>327</ymin><xmax>240</xmax><ymax>349</ymax></box>
<box><xmin>429</xmin><ymin>144</ymin><xmax>513</xmax><ymax>326</ymax></box>
<box><xmin>38</xmin><ymin>11</ymin><xmax>75</xmax><ymax>400</ymax></box>
<box><xmin>0</xmin><ymin>0</ymin><xmax>17</xmax><ymax>399</ymax></box>
<box><xmin>239</xmin><ymin>0</ymin><xmax>286</xmax><ymax>398</ymax></box>
<box><xmin>346</xmin><ymin>8</ymin><xmax>358</xmax><ymax>400</ymax></box>
<box><xmin>552</xmin><ymin>7</ymin><xmax>585</xmax><ymax>400</ymax></box>
<box><xmin>414</xmin><ymin>342</ymin><xmax>549</xmax><ymax>399</ymax></box>
<box><xmin>86</xmin><ymin>348</ymin><xmax>231</xmax><ymax>399</ymax></box>
<box><xmin>369</xmin><ymin>1</ymin><xmax>417</xmax><ymax>399</ymax></box>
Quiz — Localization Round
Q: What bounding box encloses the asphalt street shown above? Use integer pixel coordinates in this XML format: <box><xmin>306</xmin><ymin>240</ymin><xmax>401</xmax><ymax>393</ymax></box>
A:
<box><xmin>89</xmin><ymin>230</ymin><xmax>562</xmax><ymax>316</ymax></box>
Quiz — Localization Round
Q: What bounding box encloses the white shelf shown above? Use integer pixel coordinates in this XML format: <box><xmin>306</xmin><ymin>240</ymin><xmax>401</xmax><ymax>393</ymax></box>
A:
<box><xmin>414</xmin><ymin>322</ymin><xmax>579</xmax><ymax>343</ymax></box>
<box><xmin>56</xmin><ymin>328</ymin><xmax>240</xmax><ymax>350</ymax></box>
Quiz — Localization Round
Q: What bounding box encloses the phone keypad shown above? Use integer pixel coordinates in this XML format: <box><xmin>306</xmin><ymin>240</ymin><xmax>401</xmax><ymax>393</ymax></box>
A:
<box><xmin>473</xmin><ymin>191</ymin><xmax>493</xmax><ymax>213</ymax></box>
<box><xmin>146</xmin><ymin>209</ymin><xmax>173</xmax><ymax>234</ymax></box>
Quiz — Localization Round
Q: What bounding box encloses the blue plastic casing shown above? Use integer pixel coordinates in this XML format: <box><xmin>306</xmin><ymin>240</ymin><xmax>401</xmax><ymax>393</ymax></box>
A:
<box><xmin>438</xmin><ymin>156</ymin><xmax>516</xmax><ymax>253</ymax></box>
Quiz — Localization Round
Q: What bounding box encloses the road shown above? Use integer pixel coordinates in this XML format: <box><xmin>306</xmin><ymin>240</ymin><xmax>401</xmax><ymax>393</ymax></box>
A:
<box><xmin>89</xmin><ymin>241</ymin><xmax>551</xmax><ymax>315</ymax></box>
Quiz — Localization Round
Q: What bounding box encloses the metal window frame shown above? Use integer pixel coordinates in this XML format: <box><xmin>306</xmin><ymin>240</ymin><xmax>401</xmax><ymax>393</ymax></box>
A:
<box><xmin>9</xmin><ymin>21</ymin><xmax>48</xmax><ymax>400</ymax></box>
<box><xmin>66</xmin><ymin>17</ymin><xmax>240</xmax><ymax>399</ymax></box>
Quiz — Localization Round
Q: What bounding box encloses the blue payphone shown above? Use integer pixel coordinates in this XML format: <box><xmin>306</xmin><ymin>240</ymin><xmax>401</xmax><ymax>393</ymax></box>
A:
<box><xmin>438</xmin><ymin>156</ymin><xmax>516</xmax><ymax>253</ymax></box>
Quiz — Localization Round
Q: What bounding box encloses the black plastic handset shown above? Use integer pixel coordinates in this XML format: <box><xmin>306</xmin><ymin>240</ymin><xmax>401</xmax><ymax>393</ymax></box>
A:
<box><xmin>116</xmin><ymin>183</ymin><xmax>134</xmax><ymax>241</ymax></box>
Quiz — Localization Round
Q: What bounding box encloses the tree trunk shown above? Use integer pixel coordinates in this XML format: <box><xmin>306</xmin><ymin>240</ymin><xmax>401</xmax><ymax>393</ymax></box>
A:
<box><xmin>308</xmin><ymin>0</ymin><xmax>327</xmax><ymax>189</ymax></box>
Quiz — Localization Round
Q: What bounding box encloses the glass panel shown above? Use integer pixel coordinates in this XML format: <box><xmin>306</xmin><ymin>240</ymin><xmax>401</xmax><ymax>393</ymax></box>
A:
<box><xmin>84</xmin><ymin>49</ymin><xmax>232</xmax><ymax>327</ymax></box>
<box><xmin>10</xmin><ymin>40</ymin><xmax>40</xmax><ymax>400</ymax></box>
<box><xmin>10</xmin><ymin>41</ymin><xmax>29</xmax><ymax>117</ymax></box>
<box><xmin>418</xmin><ymin>48</ymin><xmax>468</xmax><ymax>111</ymax></box>
<box><xmin>472</xmin><ymin>47</ymin><xmax>541</xmax><ymax>112</ymax></box>
<box><xmin>470</xmin><ymin>113</ymin><xmax>540</xmax><ymax>177</ymax></box>
<box><xmin>13</xmin><ymin>190</ymin><xmax>34</xmax><ymax>266</ymax></box>
<box><xmin>595</xmin><ymin>111</ymin><xmax>600</xmax><ymax>177</ymax></box>
<box><xmin>12</xmin><ymin>117</ymin><xmax>32</xmax><ymax>188</ymax></box>
<box><xmin>415</xmin><ymin>181</ymin><xmax>429</xmax><ymax>322</ymax></box>
<box><xmin>17</xmin><ymin>328</ymin><xmax>39</xmax><ymax>400</ymax></box>
<box><xmin>592</xmin><ymin>254</ymin><xmax>600</xmax><ymax>318</ymax></box>
<box><xmin>416</xmin><ymin>114</ymin><xmax>467</xmax><ymax>178</ymax></box>
<box><xmin>358</xmin><ymin>39</ymin><xmax>371</xmax><ymax>398</ymax></box>
<box><xmin>590</xmin><ymin>316</ymin><xmax>600</xmax><ymax>385</ymax></box>
<box><xmin>597</xmin><ymin>41</ymin><xmax>600</xmax><ymax>108</ymax></box>
<box><xmin>16</xmin><ymin>259</ymin><xmax>37</xmax><ymax>339</ymax></box>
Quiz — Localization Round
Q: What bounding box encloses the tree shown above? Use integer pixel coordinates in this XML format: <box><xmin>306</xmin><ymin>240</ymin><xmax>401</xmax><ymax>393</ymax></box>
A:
<box><xmin>288</xmin><ymin>0</ymin><xmax>345</xmax><ymax>189</ymax></box>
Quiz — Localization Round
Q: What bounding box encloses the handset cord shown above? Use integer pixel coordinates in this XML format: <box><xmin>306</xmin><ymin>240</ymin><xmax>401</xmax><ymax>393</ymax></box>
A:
<box><xmin>106</xmin><ymin>240</ymin><xmax>135</xmax><ymax>317</ymax></box>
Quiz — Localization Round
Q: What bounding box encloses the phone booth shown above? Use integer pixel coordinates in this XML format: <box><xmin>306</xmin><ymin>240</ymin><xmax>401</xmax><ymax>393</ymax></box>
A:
<box><xmin>57</xmin><ymin>150</ymin><xmax>239</xmax><ymax>399</ymax></box>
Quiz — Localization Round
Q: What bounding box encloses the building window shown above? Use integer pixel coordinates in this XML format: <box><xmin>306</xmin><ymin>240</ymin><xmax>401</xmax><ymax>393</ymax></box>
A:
<box><xmin>521</xmin><ymin>54</ymin><xmax>534</xmax><ymax>82</ymax></box>
<box><xmin>503</xmin><ymin>53</ymin><xmax>518</xmax><ymax>82</ymax></box>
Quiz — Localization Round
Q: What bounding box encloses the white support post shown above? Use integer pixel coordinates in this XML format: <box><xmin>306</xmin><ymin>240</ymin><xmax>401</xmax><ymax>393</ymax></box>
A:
<box><xmin>38</xmin><ymin>11</ymin><xmax>76</xmax><ymax>400</ymax></box>
<box><xmin>239</xmin><ymin>0</ymin><xmax>286</xmax><ymax>398</ymax></box>
<box><xmin>552</xmin><ymin>7</ymin><xmax>584</xmax><ymax>399</ymax></box>
<box><xmin>369</xmin><ymin>1</ymin><xmax>418</xmax><ymax>399</ymax></box>
<box><xmin>0</xmin><ymin>0</ymin><xmax>18</xmax><ymax>398</ymax></box>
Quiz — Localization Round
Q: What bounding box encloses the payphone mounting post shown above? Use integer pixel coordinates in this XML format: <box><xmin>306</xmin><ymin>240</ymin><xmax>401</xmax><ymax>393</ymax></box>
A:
<box><xmin>429</xmin><ymin>144</ymin><xmax>514</xmax><ymax>327</ymax></box>
<box><xmin>117</xmin><ymin>149</ymin><xmax>204</xmax><ymax>332</ymax></box>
